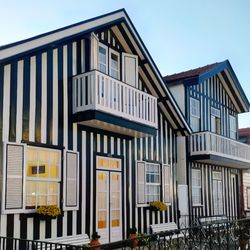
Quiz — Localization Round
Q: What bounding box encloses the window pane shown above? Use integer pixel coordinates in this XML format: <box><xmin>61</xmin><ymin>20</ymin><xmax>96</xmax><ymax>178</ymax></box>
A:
<box><xmin>26</xmin><ymin>147</ymin><xmax>61</xmax><ymax>209</ymax></box>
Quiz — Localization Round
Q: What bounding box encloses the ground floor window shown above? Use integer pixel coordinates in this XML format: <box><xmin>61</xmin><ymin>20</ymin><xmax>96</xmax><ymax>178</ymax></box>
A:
<box><xmin>145</xmin><ymin>163</ymin><xmax>161</xmax><ymax>202</ymax></box>
<box><xmin>192</xmin><ymin>169</ymin><xmax>202</xmax><ymax>205</ymax></box>
<box><xmin>26</xmin><ymin>147</ymin><xmax>61</xmax><ymax>209</ymax></box>
<box><xmin>137</xmin><ymin>161</ymin><xmax>171</xmax><ymax>204</ymax></box>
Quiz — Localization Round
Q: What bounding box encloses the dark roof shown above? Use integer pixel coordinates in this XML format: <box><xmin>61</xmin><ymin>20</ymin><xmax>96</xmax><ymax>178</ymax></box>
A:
<box><xmin>164</xmin><ymin>62</ymin><xmax>220</xmax><ymax>83</ymax></box>
<box><xmin>163</xmin><ymin>60</ymin><xmax>250</xmax><ymax>113</ymax></box>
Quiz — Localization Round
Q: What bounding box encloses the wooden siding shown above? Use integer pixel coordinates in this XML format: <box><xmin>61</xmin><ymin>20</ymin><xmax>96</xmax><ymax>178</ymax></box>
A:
<box><xmin>0</xmin><ymin>27</ymin><xmax>178</xmax><ymax>240</ymax></box>
<box><xmin>186</xmin><ymin>75</ymin><xmax>238</xmax><ymax>138</ymax></box>
<box><xmin>189</xmin><ymin>161</ymin><xmax>240</xmax><ymax>220</ymax></box>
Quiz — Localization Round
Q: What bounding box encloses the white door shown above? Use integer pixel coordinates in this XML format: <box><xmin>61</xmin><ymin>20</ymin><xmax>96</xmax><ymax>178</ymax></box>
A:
<box><xmin>212</xmin><ymin>172</ymin><xmax>223</xmax><ymax>215</ymax></box>
<box><xmin>96</xmin><ymin>170</ymin><xmax>122</xmax><ymax>243</ymax></box>
<box><xmin>178</xmin><ymin>185</ymin><xmax>189</xmax><ymax>228</ymax></box>
<box><xmin>122</xmin><ymin>53</ymin><xmax>138</xmax><ymax>87</ymax></box>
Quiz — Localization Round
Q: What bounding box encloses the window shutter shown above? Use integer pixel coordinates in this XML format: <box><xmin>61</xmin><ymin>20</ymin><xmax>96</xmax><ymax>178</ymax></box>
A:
<box><xmin>163</xmin><ymin>165</ymin><xmax>171</xmax><ymax>203</ymax></box>
<box><xmin>90</xmin><ymin>32</ymin><xmax>99</xmax><ymax>70</ymax></box>
<box><xmin>2</xmin><ymin>143</ymin><xmax>25</xmax><ymax>214</ymax></box>
<box><xmin>137</xmin><ymin>161</ymin><xmax>145</xmax><ymax>204</ymax></box>
<box><xmin>63</xmin><ymin>150</ymin><xmax>79</xmax><ymax>211</ymax></box>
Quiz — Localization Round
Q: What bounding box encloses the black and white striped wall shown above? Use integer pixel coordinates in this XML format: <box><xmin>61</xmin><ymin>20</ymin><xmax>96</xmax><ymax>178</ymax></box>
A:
<box><xmin>0</xmin><ymin>27</ymin><xmax>179</xmax><ymax>240</ymax></box>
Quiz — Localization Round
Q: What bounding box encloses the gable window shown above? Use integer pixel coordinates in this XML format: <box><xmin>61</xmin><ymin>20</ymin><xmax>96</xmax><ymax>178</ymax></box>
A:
<box><xmin>26</xmin><ymin>147</ymin><xmax>61</xmax><ymax>209</ymax></box>
<box><xmin>190</xmin><ymin>98</ymin><xmax>200</xmax><ymax>132</ymax></box>
<box><xmin>229</xmin><ymin>115</ymin><xmax>236</xmax><ymax>139</ymax></box>
<box><xmin>192</xmin><ymin>169</ymin><xmax>202</xmax><ymax>205</ymax></box>
<box><xmin>98</xmin><ymin>43</ymin><xmax>108</xmax><ymax>74</ymax></box>
<box><xmin>211</xmin><ymin>107</ymin><xmax>221</xmax><ymax>134</ymax></box>
<box><xmin>247</xmin><ymin>187</ymin><xmax>250</xmax><ymax>209</ymax></box>
<box><xmin>109</xmin><ymin>49</ymin><xmax>120</xmax><ymax>80</ymax></box>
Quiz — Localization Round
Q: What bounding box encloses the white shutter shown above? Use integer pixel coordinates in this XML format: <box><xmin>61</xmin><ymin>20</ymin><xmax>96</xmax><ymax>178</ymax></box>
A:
<box><xmin>90</xmin><ymin>32</ymin><xmax>99</xmax><ymax>70</ymax></box>
<box><xmin>163</xmin><ymin>165</ymin><xmax>171</xmax><ymax>203</ymax></box>
<box><xmin>137</xmin><ymin>161</ymin><xmax>145</xmax><ymax>204</ymax></box>
<box><xmin>122</xmin><ymin>53</ymin><xmax>138</xmax><ymax>87</ymax></box>
<box><xmin>2</xmin><ymin>142</ymin><xmax>25</xmax><ymax>214</ymax></box>
<box><xmin>63</xmin><ymin>150</ymin><xmax>79</xmax><ymax>210</ymax></box>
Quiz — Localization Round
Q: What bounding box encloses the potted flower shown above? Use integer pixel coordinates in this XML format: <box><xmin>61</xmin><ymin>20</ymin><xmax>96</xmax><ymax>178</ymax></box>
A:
<box><xmin>90</xmin><ymin>232</ymin><xmax>101</xmax><ymax>250</ymax></box>
<box><xmin>36</xmin><ymin>205</ymin><xmax>61</xmax><ymax>220</ymax></box>
<box><xmin>128</xmin><ymin>227</ymin><xmax>138</xmax><ymax>248</ymax></box>
<box><xmin>149</xmin><ymin>201</ymin><xmax>168</xmax><ymax>212</ymax></box>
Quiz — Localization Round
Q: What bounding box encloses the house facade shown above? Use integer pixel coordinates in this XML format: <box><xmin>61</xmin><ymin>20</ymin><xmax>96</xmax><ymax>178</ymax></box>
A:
<box><xmin>0</xmin><ymin>9</ymin><xmax>191</xmax><ymax>243</ymax></box>
<box><xmin>164</xmin><ymin>61</ymin><xmax>250</xmax><ymax>220</ymax></box>
<box><xmin>239</xmin><ymin>127</ymin><xmax>250</xmax><ymax>217</ymax></box>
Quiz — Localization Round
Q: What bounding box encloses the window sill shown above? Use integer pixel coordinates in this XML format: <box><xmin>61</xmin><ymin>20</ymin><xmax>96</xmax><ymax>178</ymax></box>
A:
<box><xmin>20</xmin><ymin>211</ymin><xmax>64</xmax><ymax>220</ymax></box>
<box><xmin>192</xmin><ymin>204</ymin><xmax>204</xmax><ymax>207</ymax></box>
<box><xmin>136</xmin><ymin>202</ymin><xmax>171</xmax><ymax>208</ymax></box>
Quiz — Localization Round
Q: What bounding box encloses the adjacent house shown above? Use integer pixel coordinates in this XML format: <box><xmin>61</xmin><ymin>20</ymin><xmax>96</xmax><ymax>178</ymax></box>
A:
<box><xmin>164</xmin><ymin>61</ymin><xmax>250</xmax><ymax>221</ymax></box>
<box><xmin>0</xmin><ymin>9</ymin><xmax>192</xmax><ymax>243</ymax></box>
<box><xmin>239</xmin><ymin>127</ymin><xmax>250</xmax><ymax>217</ymax></box>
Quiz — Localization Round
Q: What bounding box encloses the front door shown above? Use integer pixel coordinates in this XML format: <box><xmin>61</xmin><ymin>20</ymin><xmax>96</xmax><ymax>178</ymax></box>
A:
<box><xmin>96</xmin><ymin>157</ymin><xmax>122</xmax><ymax>243</ymax></box>
<box><xmin>212</xmin><ymin>171</ymin><xmax>223</xmax><ymax>215</ymax></box>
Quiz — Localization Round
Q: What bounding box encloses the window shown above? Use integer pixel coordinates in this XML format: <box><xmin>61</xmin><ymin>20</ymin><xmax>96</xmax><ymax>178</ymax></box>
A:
<box><xmin>137</xmin><ymin>162</ymin><xmax>171</xmax><ymax>204</ymax></box>
<box><xmin>163</xmin><ymin>165</ymin><xmax>171</xmax><ymax>203</ymax></box>
<box><xmin>229</xmin><ymin>115</ymin><xmax>236</xmax><ymax>139</ymax></box>
<box><xmin>109</xmin><ymin>49</ymin><xmax>120</xmax><ymax>80</ymax></box>
<box><xmin>145</xmin><ymin>163</ymin><xmax>161</xmax><ymax>202</ymax></box>
<box><xmin>98</xmin><ymin>43</ymin><xmax>108</xmax><ymax>74</ymax></box>
<box><xmin>26</xmin><ymin>147</ymin><xmax>61</xmax><ymax>209</ymax></box>
<box><xmin>190</xmin><ymin>98</ymin><xmax>200</xmax><ymax>132</ymax></box>
<box><xmin>247</xmin><ymin>188</ymin><xmax>250</xmax><ymax>209</ymax></box>
<box><xmin>192</xmin><ymin>169</ymin><xmax>202</xmax><ymax>205</ymax></box>
<box><xmin>211</xmin><ymin>107</ymin><xmax>221</xmax><ymax>134</ymax></box>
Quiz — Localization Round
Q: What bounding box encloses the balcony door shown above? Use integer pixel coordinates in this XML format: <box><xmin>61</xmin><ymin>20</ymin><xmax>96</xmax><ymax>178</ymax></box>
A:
<box><xmin>122</xmin><ymin>53</ymin><xmax>138</xmax><ymax>87</ymax></box>
<box><xmin>212</xmin><ymin>171</ymin><xmax>223</xmax><ymax>215</ymax></box>
<box><xmin>96</xmin><ymin>157</ymin><xmax>122</xmax><ymax>243</ymax></box>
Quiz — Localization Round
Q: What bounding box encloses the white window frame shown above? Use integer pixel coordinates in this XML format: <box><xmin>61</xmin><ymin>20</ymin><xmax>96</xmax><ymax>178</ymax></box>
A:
<box><xmin>98</xmin><ymin>43</ymin><xmax>108</xmax><ymax>74</ymax></box>
<box><xmin>229</xmin><ymin>115</ymin><xmax>237</xmax><ymax>139</ymax></box>
<box><xmin>109</xmin><ymin>48</ymin><xmax>120</xmax><ymax>80</ymax></box>
<box><xmin>145</xmin><ymin>163</ymin><xmax>161</xmax><ymax>203</ymax></box>
<box><xmin>163</xmin><ymin>164</ymin><xmax>171</xmax><ymax>204</ymax></box>
<box><xmin>136</xmin><ymin>161</ymin><xmax>171</xmax><ymax>206</ymax></box>
<box><xmin>190</xmin><ymin>98</ymin><xmax>200</xmax><ymax>132</ymax></box>
<box><xmin>192</xmin><ymin>168</ymin><xmax>202</xmax><ymax>206</ymax></box>
<box><xmin>25</xmin><ymin>146</ymin><xmax>61</xmax><ymax>212</ymax></box>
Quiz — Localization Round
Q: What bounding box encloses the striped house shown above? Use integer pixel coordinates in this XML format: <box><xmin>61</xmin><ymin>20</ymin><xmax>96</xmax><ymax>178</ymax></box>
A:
<box><xmin>0</xmin><ymin>9</ymin><xmax>192</xmax><ymax>243</ymax></box>
<box><xmin>164</xmin><ymin>61</ymin><xmax>250</xmax><ymax>221</ymax></box>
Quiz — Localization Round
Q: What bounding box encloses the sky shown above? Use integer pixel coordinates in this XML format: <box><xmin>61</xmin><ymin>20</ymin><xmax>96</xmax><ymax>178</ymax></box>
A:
<box><xmin>1</xmin><ymin>0</ymin><xmax>250</xmax><ymax>128</ymax></box>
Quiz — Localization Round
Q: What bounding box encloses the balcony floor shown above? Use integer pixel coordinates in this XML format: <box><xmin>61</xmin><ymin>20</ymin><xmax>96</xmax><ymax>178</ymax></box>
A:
<box><xmin>189</xmin><ymin>154</ymin><xmax>250</xmax><ymax>169</ymax></box>
<box><xmin>72</xmin><ymin>110</ymin><xmax>157</xmax><ymax>137</ymax></box>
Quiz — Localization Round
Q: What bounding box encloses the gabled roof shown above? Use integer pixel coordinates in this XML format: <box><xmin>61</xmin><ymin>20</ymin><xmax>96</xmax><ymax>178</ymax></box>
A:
<box><xmin>164</xmin><ymin>60</ymin><xmax>250</xmax><ymax>113</ymax></box>
<box><xmin>164</xmin><ymin>62</ymin><xmax>219</xmax><ymax>83</ymax></box>
<box><xmin>0</xmin><ymin>9</ymin><xmax>192</xmax><ymax>135</ymax></box>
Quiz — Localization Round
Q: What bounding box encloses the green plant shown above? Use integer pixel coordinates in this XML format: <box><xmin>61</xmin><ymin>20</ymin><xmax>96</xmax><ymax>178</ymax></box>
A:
<box><xmin>128</xmin><ymin>227</ymin><xmax>137</xmax><ymax>234</ymax></box>
<box><xmin>36</xmin><ymin>205</ymin><xmax>61</xmax><ymax>217</ymax></box>
<box><xmin>149</xmin><ymin>201</ymin><xmax>168</xmax><ymax>211</ymax></box>
<box><xmin>82</xmin><ymin>244</ymin><xmax>90</xmax><ymax>249</ymax></box>
<box><xmin>91</xmin><ymin>232</ymin><xmax>101</xmax><ymax>240</ymax></box>
<box><xmin>137</xmin><ymin>233</ymin><xmax>149</xmax><ymax>246</ymax></box>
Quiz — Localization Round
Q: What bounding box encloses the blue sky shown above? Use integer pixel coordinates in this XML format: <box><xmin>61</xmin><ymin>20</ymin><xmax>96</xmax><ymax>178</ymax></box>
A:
<box><xmin>1</xmin><ymin>0</ymin><xmax>250</xmax><ymax>128</ymax></box>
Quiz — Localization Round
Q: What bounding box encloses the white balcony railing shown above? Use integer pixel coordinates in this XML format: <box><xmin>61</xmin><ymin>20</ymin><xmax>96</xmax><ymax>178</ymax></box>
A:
<box><xmin>190</xmin><ymin>131</ymin><xmax>250</xmax><ymax>163</ymax></box>
<box><xmin>72</xmin><ymin>70</ymin><xmax>158</xmax><ymax>128</ymax></box>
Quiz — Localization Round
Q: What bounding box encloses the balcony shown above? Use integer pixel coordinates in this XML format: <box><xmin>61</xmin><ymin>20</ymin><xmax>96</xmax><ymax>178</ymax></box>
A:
<box><xmin>72</xmin><ymin>70</ymin><xmax>158</xmax><ymax>137</ymax></box>
<box><xmin>190</xmin><ymin>131</ymin><xmax>250</xmax><ymax>168</ymax></box>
